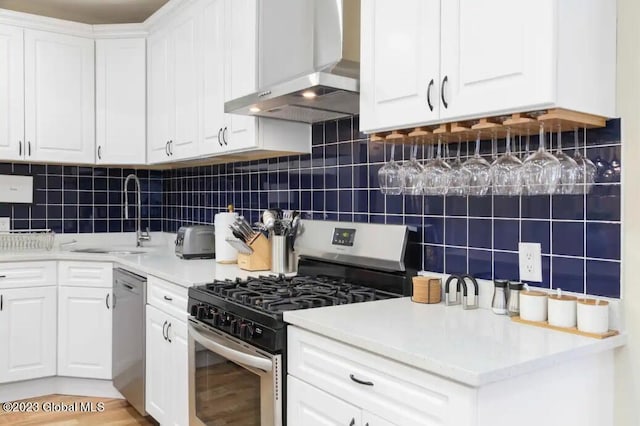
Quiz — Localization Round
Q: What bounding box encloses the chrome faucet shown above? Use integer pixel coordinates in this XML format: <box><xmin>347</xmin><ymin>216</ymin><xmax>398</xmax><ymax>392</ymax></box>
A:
<box><xmin>124</xmin><ymin>174</ymin><xmax>151</xmax><ymax>247</ymax></box>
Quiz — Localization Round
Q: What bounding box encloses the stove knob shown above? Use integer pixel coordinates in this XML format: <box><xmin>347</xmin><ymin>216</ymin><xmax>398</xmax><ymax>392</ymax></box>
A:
<box><xmin>208</xmin><ymin>307</ymin><xmax>217</xmax><ymax>320</ymax></box>
<box><xmin>230</xmin><ymin>319</ymin><xmax>240</xmax><ymax>335</ymax></box>
<box><xmin>190</xmin><ymin>304</ymin><xmax>199</xmax><ymax>317</ymax></box>
<box><xmin>240</xmin><ymin>322</ymin><xmax>254</xmax><ymax>339</ymax></box>
<box><xmin>213</xmin><ymin>312</ymin><xmax>223</xmax><ymax>326</ymax></box>
<box><xmin>196</xmin><ymin>306</ymin><xmax>208</xmax><ymax>320</ymax></box>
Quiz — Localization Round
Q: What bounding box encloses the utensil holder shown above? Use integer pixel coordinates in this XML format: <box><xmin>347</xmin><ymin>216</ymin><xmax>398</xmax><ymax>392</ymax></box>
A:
<box><xmin>411</xmin><ymin>276</ymin><xmax>441</xmax><ymax>304</ymax></box>
<box><xmin>271</xmin><ymin>235</ymin><xmax>294</xmax><ymax>274</ymax></box>
<box><xmin>237</xmin><ymin>234</ymin><xmax>271</xmax><ymax>271</ymax></box>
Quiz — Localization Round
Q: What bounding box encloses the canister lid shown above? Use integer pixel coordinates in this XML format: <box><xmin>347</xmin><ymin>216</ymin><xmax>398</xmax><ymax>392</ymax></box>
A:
<box><xmin>521</xmin><ymin>290</ymin><xmax>547</xmax><ymax>297</ymax></box>
<box><xmin>508</xmin><ymin>281</ymin><xmax>524</xmax><ymax>290</ymax></box>
<box><xmin>577</xmin><ymin>298</ymin><xmax>609</xmax><ymax>306</ymax></box>
<box><xmin>548</xmin><ymin>294</ymin><xmax>577</xmax><ymax>301</ymax></box>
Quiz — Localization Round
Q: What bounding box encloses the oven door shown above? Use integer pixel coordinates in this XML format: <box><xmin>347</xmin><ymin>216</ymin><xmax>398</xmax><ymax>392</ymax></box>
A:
<box><xmin>188</xmin><ymin>319</ymin><xmax>282</xmax><ymax>426</ymax></box>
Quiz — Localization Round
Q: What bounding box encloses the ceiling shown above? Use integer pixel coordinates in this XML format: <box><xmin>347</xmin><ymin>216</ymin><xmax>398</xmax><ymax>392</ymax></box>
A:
<box><xmin>0</xmin><ymin>0</ymin><xmax>170</xmax><ymax>24</ymax></box>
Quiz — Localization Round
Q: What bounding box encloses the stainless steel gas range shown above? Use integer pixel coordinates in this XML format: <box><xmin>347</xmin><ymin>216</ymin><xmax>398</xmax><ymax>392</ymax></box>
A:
<box><xmin>187</xmin><ymin>220</ymin><xmax>419</xmax><ymax>426</ymax></box>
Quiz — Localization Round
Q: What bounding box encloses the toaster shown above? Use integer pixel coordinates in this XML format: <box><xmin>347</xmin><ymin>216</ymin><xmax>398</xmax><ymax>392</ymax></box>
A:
<box><xmin>175</xmin><ymin>225</ymin><xmax>215</xmax><ymax>259</ymax></box>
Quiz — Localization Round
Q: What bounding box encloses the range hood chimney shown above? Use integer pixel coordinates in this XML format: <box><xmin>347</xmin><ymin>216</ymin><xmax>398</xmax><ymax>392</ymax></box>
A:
<box><xmin>225</xmin><ymin>0</ymin><xmax>360</xmax><ymax>124</ymax></box>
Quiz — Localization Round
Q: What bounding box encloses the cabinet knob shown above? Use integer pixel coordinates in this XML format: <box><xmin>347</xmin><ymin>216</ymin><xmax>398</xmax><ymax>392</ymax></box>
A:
<box><xmin>441</xmin><ymin>75</ymin><xmax>449</xmax><ymax>109</ymax></box>
<box><xmin>427</xmin><ymin>78</ymin><xmax>434</xmax><ymax>111</ymax></box>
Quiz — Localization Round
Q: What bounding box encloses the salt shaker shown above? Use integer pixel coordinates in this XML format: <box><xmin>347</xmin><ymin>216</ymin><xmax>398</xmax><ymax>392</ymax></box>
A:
<box><xmin>492</xmin><ymin>280</ymin><xmax>509</xmax><ymax>315</ymax></box>
<box><xmin>507</xmin><ymin>281</ymin><xmax>523</xmax><ymax>317</ymax></box>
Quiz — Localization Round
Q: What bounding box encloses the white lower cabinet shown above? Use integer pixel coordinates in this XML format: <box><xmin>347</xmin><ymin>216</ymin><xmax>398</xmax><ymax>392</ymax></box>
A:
<box><xmin>57</xmin><ymin>286</ymin><xmax>112</xmax><ymax>379</ymax></box>
<box><xmin>146</xmin><ymin>304</ymin><xmax>188</xmax><ymax>426</ymax></box>
<box><xmin>0</xmin><ymin>286</ymin><xmax>57</xmax><ymax>383</ymax></box>
<box><xmin>288</xmin><ymin>326</ymin><xmax>475</xmax><ymax>426</ymax></box>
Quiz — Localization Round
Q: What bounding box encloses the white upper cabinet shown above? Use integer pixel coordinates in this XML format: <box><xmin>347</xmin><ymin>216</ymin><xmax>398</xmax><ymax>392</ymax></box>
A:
<box><xmin>439</xmin><ymin>0</ymin><xmax>554</xmax><ymax>120</ymax></box>
<box><xmin>147</xmin><ymin>30</ymin><xmax>173</xmax><ymax>164</ymax></box>
<box><xmin>200</xmin><ymin>0</ymin><xmax>226</xmax><ymax>156</ymax></box>
<box><xmin>96</xmin><ymin>38</ymin><xmax>146</xmax><ymax>165</ymax></box>
<box><xmin>0</xmin><ymin>24</ymin><xmax>24</xmax><ymax>162</ymax></box>
<box><xmin>24</xmin><ymin>29</ymin><xmax>95</xmax><ymax>164</ymax></box>
<box><xmin>0</xmin><ymin>286</ymin><xmax>57</xmax><ymax>384</ymax></box>
<box><xmin>360</xmin><ymin>0</ymin><xmax>616</xmax><ymax>133</ymax></box>
<box><xmin>170</xmin><ymin>8</ymin><xmax>200</xmax><ymax>160</ymax></box>
<box><xmin>360</xmin><ymin>0</ymin><xmax>440</xmax><ymax>132</ymax></box>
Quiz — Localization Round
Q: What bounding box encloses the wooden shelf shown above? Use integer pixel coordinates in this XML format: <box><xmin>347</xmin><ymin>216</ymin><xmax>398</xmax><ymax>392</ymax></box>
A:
<box><xmin>511</xmin><ymin>316</ymin><xmax>619</xmax><ymax>339</ymax></box>
<box><xmin>368</xmin><ymin>108</ymin><xmax>608</xmax><ymax>145</ymax></box>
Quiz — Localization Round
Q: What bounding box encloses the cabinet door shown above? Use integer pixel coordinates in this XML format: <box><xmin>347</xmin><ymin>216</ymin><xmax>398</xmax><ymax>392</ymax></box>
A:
<box><xmin>168</xmin><ymin>318</ymin><xmax>189</xmax><ymax>426</ymax></box>
<box><xmin>0</xmin><ymin>24</ymin><xmax>24</xmax><ymax>161</ymax></box>
<box><xmin>96</xmin><ymin>38</ymin><xmax>146</xmax><ymax>165</ymax></box>
<box><xmin>57</xmin><ymin>286</ymin><xmax>112</xmax><ymax>379</ymax></box>
<box><xmin>223</xmin><ymin>0</ymin><xmax>257</xmax><ymax>152</ymax></box>
<box><xmin>146</xmin><ymin>305</ymin><xmax>170</xmax><ymax>424</ymax></box>
<box><xmin>24</xmin><ymin>29</ymin><xmax>94</xmax><ymax>164</ymax></box>
<box><xmin>359</xmin><ymin>0</ymin><xmax>440</xmax><ymax>133</ymax></box>
<box><xmin>171</xmin><ymin>10</ymin><xmax>200</xmax><ymax>160</ymax></box>
<box><xmin>0</xmin><ymin>286</ymin><xmax>56</xmax><ymax>383</ymax></box>
<box><xmin>200</xmin><ymin>0</ymin><xmax>226</xmax><ymax>156</ymax></box>
<box><xmin>363</xmin><ymin>412</ymin><xmax>397</xmax><ymax>426</ymax></box>
<box><xmin>439</xmin><ymin>0</ymin><xmax>555</xmax><ymax>120</ymax></box>
<box><xmin>288</xmin><ymin>376</ymin><xmax>362</xmax><ymax>426</ymax></box>
<box><xmin>147</xmin><ymin>31</ymin><xmax>173</xmax><ymax>164</ymax></box>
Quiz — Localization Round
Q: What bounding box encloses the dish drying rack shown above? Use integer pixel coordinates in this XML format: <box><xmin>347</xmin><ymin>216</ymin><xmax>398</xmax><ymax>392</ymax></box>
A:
<box><xmin>0</xmin><ymin>229</ymin><xmax>56</xmax><ymax>251</ymax></box>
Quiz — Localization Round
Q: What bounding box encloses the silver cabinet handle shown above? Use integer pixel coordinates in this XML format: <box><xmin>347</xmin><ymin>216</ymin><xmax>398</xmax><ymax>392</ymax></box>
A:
<box><xmin>162</xmin><ymin>320</ymin><xmax>168</xmax><ymax>340</ymax></box>
<box><xmin>166</xmin><ymin>322</ymin><xmax>172</xmax><ymax>343</ymax></box>
<box><xmin>163</xmin><ymin>295</ymin><xmax>173</xmax><ymax>301</ymax></box>
<box><xmin>97</xmin><ymin>145</ymin><xmax>102</xmax><ymax>160</ymax></box>
<box><xmin>441</xmin><ymin>75</ymin><xmax>449</xmax><ymax>109</ymax></box>
<box><xmin>0</xmin><ymin>294</ymin><xmax>3</xmax><ymax>311</ymax></box>
<box><xmin>0</xmin><ymin>275</ymin><xmax>6</xmax><ymax>278</ymax></box>
<box><xmin>427</xmin><ymin>79</ymin><xmax>434</xmax><ymax>112</ymax></box>
<box><xmin>27</xmin><ymin>141</ymin><xmax>31</xmax><ymax>156</ymax></box>
<box><xmin>105</xmin><ymin>293</ymin><xmax>110</xmax><ymax>309</ymax></box>
<box><xmin>18</xmin><ymin>141</ymin><xmax>22</xmax><ymax>156</ymax></box>
<box><xmin>165</xmin><ymin>141</ymin><xmax>170</xmax><ymax>156</ymax></box>
<box><xmin>349</xmin><ymin>419</ymin><xmax>355</xmax><ymax>426</ymax></box>
<box><xmin>169</xmin><ymin>140</ymin><xmax>173</xmax><ymax>156</ymax></box>
<box><xmin>222</xmin><ymin>127</ymin><xmax>228</xmax><ymax>145</ymax></box>
<box><xmin>218</xmin><ymin>128</ymin><xmax>223</xmax><ymax>146</ymax></box>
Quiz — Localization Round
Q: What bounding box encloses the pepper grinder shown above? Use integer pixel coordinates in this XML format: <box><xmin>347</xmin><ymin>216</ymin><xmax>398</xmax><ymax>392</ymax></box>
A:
<box><xmin>491</xmin><ymin>280</ymin><xmax>509</xmax><ymax>315</ymax></box>
<box><xmin>507</xmin><ymin>281</ymin><xmax>523</xmax><ymax>317</ymax></box>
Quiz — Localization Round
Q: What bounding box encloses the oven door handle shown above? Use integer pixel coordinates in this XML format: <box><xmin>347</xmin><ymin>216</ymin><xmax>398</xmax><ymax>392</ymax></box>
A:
<box><xmin>188</xmin><ymin>322</ymin><xmax>273</xmax><ymax>372</ymax></box>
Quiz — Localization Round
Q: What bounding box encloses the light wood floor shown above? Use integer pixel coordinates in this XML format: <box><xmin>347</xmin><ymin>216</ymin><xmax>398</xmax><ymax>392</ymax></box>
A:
<box><xmin>0</xmin><ymin>395</ymin><xmax>158</xmax><ymax>426</ymax></box>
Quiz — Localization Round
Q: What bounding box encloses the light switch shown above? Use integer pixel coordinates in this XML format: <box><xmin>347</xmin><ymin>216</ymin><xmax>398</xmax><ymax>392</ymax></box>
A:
<box><xmin>0</xmin><ymin>174</ymin><xmax>33</xmax><ymax>204</ymax></box>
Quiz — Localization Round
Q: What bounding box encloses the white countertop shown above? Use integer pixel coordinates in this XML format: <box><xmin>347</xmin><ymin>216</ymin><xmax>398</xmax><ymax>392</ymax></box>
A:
<box><xmin>0</xmin><ymin>233</ymin><xmax>260</xmax><ymax>287</ymax></box>
<box><xmin>284</xmin><ymin>297</ymin><xmax>626</xmax><ymax>387</ymax></box>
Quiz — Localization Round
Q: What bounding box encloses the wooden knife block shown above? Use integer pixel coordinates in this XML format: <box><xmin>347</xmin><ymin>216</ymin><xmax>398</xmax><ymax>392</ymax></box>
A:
<box><xmin>237</xmin><ymin>233</ymin><xmax>272</xmax><ymax>271</ymax></box>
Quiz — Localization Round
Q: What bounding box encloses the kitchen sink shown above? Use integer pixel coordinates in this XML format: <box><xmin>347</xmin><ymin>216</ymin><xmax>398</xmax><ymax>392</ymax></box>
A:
<box><xmin>71</xmin><ymin>248</ymin><xmax>147</xmax><ymax>255</ymax></box>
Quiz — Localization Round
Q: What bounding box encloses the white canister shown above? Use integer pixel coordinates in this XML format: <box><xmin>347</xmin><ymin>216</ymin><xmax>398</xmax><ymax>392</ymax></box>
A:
<box><xmin>577</xmin><ymin>298</ymin><xmax>609</xmax><ymax>334</ymax></box>
<box><xmin>519</xmin><ymin>290</ymin><xmax>548</xmax><ymax>322</ymax></box>
<box><xmin>547</xmin><ymin>295</ymin><xmax>577</xmax><ymax>328</ymax></box>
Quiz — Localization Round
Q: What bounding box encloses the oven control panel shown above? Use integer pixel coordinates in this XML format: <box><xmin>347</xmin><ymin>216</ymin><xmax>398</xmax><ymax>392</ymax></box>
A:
<box><xmin>332</xmin><ymin>228</ymin><xmax>356</xmax><ymax>246</ymax></box>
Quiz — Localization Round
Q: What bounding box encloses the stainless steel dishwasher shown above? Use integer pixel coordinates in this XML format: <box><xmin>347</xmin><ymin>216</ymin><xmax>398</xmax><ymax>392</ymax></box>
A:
<box><xmin>113</xmin><ymin>268</ymin><xmax>147</xmax><ymax>416</ymax></box>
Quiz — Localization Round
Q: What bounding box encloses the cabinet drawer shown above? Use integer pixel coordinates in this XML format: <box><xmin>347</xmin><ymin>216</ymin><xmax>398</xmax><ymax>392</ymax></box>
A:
<box><xmin>58</xmin><ymin>261</ymin><xmax>113</xmax><ymax>288</ymax></box>
<box><xmin>0</xmin><ymin>261</ymin><xmax>56</xmax><ymax>289</ymax></box>
<box><xmin>147</xmin><ymin>275</ymin><xmax>188</xmax><ymax>321</ymax></box>
<box><xmin>288</xmin><ymin>326</ymin><xmax>475</xmax><ymax>426</ymax></box>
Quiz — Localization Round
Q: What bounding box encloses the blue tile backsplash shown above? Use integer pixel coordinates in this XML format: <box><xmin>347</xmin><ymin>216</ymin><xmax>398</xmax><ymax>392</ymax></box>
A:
<box><xmin>0</xmin><ymin>116</ymin><xmax>622</xmax><ymax>298</ymax></box>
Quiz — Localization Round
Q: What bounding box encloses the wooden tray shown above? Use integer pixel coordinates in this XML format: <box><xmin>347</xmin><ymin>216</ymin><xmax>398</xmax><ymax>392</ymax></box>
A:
<box><xmin>511</xmin><ymin>316</ymin><xmax>619</xmax><ymax>339</ymax></box>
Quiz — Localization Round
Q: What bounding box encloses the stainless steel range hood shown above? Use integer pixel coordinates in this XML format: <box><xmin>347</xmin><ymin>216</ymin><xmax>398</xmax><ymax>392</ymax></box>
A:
<box><xmin>225</xmin><ymin>0</ymin><xmax>360</xmax><ymax>124</ymax></box>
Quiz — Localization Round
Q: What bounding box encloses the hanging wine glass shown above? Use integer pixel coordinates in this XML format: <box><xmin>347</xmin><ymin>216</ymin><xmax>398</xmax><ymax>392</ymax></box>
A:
<box><xmin>422</xmin><ymin>137</ymin><xmax>451</xmax><ymax>195</ymax></box>
<box><xmin>447</xmin><ymin>137</ymin><xmax>471</xmax><ymax>196</ymax></box>
<box><xmin>521</xmin><ymin>125</ymin><xmax>561</xmax><ymax>195</ymax></box>
<box><xmin>491</xmin><ymin>128</ymin><xmax>523</xmax><ymax>196</ymax></box>
<box><xmin>378</xmin><ymin>143</ymin><xmax>403</xmax><ymax>195</ymax></box>
<box><xmin>400</xmin><ymin>142</ymin><xmax>424</xmax><ymax>195</ymax></box>
<box><xmin>554</xmin><ymin>128</ymin><xmax>578</xmax><ymax>194</ymax></box>
<box><xmin>462</xmin><ymin>133</ymin><xmax>492</xmax><ymax>196</ymax></box>
<box><xmin>572</xmin><ymin>128</ymin><xmax>597</xmax><ymax>194</ymax></box>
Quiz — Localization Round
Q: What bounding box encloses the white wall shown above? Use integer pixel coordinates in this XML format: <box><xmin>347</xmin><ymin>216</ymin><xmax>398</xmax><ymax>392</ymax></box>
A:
<box><xmin>616</xmin><ymin>0</ymin><xmax>640</xmax><ymax>423</ymax></box>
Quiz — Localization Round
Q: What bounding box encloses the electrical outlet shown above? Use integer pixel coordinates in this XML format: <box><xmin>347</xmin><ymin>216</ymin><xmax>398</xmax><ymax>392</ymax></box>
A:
<box><xmin>519</xmin><ymin>242</ymin><xmax>542</xmax><ymax>282</ymax></box>
<box><xmin>0</xmin><ymin>217</ymin><xmax>9</xmax><ymax>232</ymax></box>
